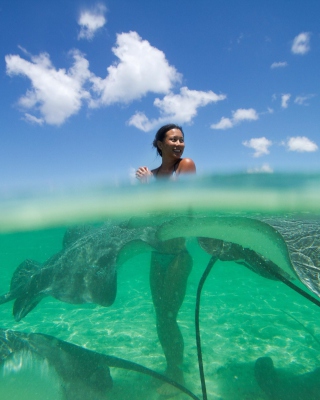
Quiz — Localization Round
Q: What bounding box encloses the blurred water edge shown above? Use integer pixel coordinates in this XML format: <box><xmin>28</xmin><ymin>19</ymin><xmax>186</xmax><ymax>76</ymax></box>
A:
<box><xmin>1</xmin><ymin>173</ymin><xmax>320</xmax><ymax>233</ymax></box>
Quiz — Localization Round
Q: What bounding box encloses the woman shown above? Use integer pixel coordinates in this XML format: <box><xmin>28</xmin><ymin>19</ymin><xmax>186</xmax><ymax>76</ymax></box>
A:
<box><xmin>136</xmin><ymin>124</ymin><xmax>196</xmax><ymax>395</ymax></box>
<box><xmin>136</xmin><ymin>124</ymin><xmax>196</xmax><ymax>182</ymax></box>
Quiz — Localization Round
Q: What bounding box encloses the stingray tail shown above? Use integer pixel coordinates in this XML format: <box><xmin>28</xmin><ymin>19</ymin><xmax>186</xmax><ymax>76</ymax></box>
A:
<box><xmin>0</xmin><ymin>291</ymin><xmax>17</xmax><ymax>305</ymax></box>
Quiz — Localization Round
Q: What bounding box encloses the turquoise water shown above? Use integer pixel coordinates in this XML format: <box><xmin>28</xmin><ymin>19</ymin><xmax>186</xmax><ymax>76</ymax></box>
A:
<box><xmin>1</xmin><ymin>174</ymin><xmax>320</xmax><ymax>399</ymax></box>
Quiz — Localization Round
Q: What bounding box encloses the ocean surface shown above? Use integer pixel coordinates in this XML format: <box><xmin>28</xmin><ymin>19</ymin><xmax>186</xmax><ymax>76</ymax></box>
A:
<box><xmin>1</xmin><ymin>173</ymin><xmax>320</xmax><ymax>400</ymax></box>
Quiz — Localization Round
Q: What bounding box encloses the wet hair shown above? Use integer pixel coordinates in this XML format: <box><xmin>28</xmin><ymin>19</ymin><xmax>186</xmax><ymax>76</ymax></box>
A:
<box><xmin>152</xmin><ymin>124</ymin><xmax>184</xmax><ymax>156</ymax></box>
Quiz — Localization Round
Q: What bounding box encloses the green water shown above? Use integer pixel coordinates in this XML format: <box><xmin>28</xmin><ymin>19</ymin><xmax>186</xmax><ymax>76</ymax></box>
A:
<box><xmin>1</xmin><ymin>174</ymin><xmax>320</xmax><ymax>399</ymax></box>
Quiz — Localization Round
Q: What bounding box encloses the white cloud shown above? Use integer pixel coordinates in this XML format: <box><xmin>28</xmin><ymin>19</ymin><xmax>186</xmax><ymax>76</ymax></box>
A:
<box><xmin>286</xmin><ymin>136</ymin><xmax>318</xmax><ymax>152</ymax></box>
<box><xmin>78</xmin><ymin>3</ymin><xmax>107</xmax><ymax>40</ymax></box>
<box><xmin>24</xmin><ymin>113</ymin><xmax>44</xmax><ymax>125</ymax></box>
<box><xmin>270</xmin><ymin>61</ymin><xmax>288</xmax><ymax>69</ymax></box>
<box><xmin>6</xmin><ymin>32</ymin><xmax>181</xmax><ymax>125</ymax></box>
<box><xmin>291</xmin><ymin>32</ymin><xmax>311</xmax><ymax>55</ymax></box>
<box><xmin>89</xmin><ymin>31</ymin><xmax>181</xmax><ymax>107</ymax></box>
<box><xmin>210</xmin><ymin>116</ymin><xmax>233</xmax><ymax>130</ymax></box>
<box><xmin>128</xmin><ymin>112</ymin><xmax>154</xmax><ymax>132</ymax></box>
<box><xmin>294</xmin><ymin>94</ymin><xmax>315</xmax><ymax>106</ymax></box>
<box><xmin>243</xmin><ymin>137</ymin><xmax>272</xmax><ymax>157</ymax></box>
<box><xmin>6</xmin><ymin>31</ymin><xmax>223</xmax><ymax>128</ymax></box>
<box><xmin>211</xmin><ymin>108</ymin><xmax>258</xmax><ymax>130</ymax></box>
<box><xmin>154</xmin><ymin>87</ymin><xmax>226</xmax><ymax>120</ymax></box>
<box><xmin>247</xmin><ymin>164</ymin><xmax>274</xmax><ymax>173</ymax></box>
<box><xmin>5</xmin><ymin>50</ymin><xmax>91</xmax><ymax>125</ymax></box>
<box><xmin>233</xmin><ymin>108</ymin><xmax>258</xmax><ymax>122</ymax></box>
<box><xmin>128</xmin><ymin>87</ymin><xmax>226</xmax><ymax>132</ymax></box>
<box><xmin>281</xmin><ymin>93</ymin><xmax>291</xmax><ymax>108</ymax></box>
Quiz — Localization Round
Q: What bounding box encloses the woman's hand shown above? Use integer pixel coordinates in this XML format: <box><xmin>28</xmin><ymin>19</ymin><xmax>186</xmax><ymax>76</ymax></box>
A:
<box><xmin>136</xmin><ymin>166</ymin><xmax>153</xmax><ymax>183</ymax></box>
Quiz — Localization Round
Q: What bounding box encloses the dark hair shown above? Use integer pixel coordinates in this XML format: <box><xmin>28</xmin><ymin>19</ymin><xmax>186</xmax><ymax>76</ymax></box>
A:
<box><xmin>152</xmin><ymin>124</ymin><xmax>184</xmax><ymax>156</ymax></box>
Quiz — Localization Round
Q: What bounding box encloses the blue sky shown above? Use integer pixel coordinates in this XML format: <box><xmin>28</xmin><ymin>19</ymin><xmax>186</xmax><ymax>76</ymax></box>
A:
<box><xmin>1</xmin><ymin>0</ymin><xmax>319</xmax><ymax>190</ymax></box>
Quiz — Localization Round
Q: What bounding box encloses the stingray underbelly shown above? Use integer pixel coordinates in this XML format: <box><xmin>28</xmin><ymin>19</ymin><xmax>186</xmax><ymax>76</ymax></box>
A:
<box><xmin>158</xmin><ymin>216</ymin><xmax>297</xmax><ymax>280</ymax></box>
<box><xmin>51</xmin><ymin>265</ymin><xmax>117</xmax><ymax>307</ymax></box>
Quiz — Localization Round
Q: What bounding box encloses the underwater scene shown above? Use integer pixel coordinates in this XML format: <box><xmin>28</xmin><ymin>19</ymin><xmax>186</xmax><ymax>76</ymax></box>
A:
<box><xmin>1</xmin><ymin>174</ymin><xmax>320</xmax><ymax>400</ymax></box>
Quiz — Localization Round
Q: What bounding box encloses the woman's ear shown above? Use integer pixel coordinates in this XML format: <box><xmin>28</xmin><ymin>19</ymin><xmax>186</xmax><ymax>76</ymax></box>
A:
<box><xmin>157</xmin><ymin>140</ymin><xmax>163</xmax><ymax>150</ymax></box>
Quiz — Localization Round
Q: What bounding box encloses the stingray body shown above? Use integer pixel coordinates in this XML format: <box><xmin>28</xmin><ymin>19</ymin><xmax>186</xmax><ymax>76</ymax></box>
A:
<box><xmin>0</xmin><ymin>328</ymin><xmax>113</xmax><ymax>400</ymax></box>
<box><xmin>260</xmin><ymin>217</ymin><xmax>320</xmax><ymax>298</ymax></box>
<box><xmin>198</xmin><ymin>237</ymin><xmax>291</xmax><ymax>281</ymax></box>
<box><xmin>0</xmin><ymin>221</ymin><xmax>158</xmax><ymax>321</ymax></box>
<box><xmin>158</xmin><ymin>215</ymin><xmax>320</xmax><ymax>297</ymax></box>
<box><xmin>0</xmin><ymin>328</ymin><xmax>200</xmax><ymax>400</ymax></box>
<box><xmin>255</xmin><ymin>356</ymin><xmax>320</xmax><ymax>400</ymax></box>
<box><xmin>1</xmin><ymin>215</ymin><xmax>320</xmax><ymax>321</ymax></box>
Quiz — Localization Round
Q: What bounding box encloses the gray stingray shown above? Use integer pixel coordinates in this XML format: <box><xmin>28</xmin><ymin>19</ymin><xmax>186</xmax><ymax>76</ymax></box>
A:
<box><xmin>0</xmin><ymin>328</ymin><xmax>199</xmax><ymax>400</ymax></box>
<box><xmin>2</xmin><ymin>214</ymin><xmax>319</xmax><ymax>321</ymax></box>
<box><xmin>0</xmin><ymin>328</ymin><xmax>113</xmax><ymax>400</ymax></box>
<box><xmin>157</xmin><ymin>215</ymin><xmax>320</xmax><ymax>297</ymax></box>
<box><xmin>260</xmin><ymin>216</ymin><xmax>320</xmax><ymax>298</ymax></box>
<box><xmin>254</xmin><ymin>356</ymin><xmax>320</xmax><ymax>400</ymax></box>
<box><xmin>197</xmin><ymin>236</ymin><xmax>292</xmax><ymax>281</ymax></box>
<box><xmin>0</xmin><ymin>221</ymin><xmax>159</xmax><ymax>321</ymax></box>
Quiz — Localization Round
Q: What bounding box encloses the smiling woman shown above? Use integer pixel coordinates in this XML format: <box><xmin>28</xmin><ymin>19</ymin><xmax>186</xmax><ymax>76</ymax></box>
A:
<box><xmin>135</xmin><ymin>123</ymin><xmax>196</xmax><ymax>395</ymax></box>
<box><xmin>135</xmin><ymin>124</ymin><xmax>196</xmax><ymax>183</ymax></box>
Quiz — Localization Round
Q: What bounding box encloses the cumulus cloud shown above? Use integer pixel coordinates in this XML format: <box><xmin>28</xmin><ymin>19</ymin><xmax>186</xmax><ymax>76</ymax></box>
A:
<box><xmin>247</xmin><ymin>163</ymin><xmax>273</xmax><ymax>174</ymax></box>
<box><xmin>89</xmin><ymin>31</ymin><xmax>181</xmax><ymax>107</ymax></box>
<box><xmin>281</xmin><ymin>93</ymin><xmax>291</xmax><ymax>108</ymax></box>
<box><xmin>210</xmin><ymin>116</ymin><xmax>233</xmax><ymax>130</ymax></box>
<box><xmin>5</xmin><ymin>32</ymin><xmax>181</xmax><ymax>125</ymax></box>
<box><xmin>270</xmin><ymin>61</ymin><xmax>288</xmax><ymax>69</ymax></box>
<box><xmin>233</xmin><ymin>108</ymin><xmax>258</xmax><ymax>121</ymax></box>
<box><xmin>78</xmin><ymin>3</ymin><xmax>107</xmax><ymax>40</ymax></box>
<box><xmin>5</xmin><ymin>50</ymin><xmax>91</xmax><ymax>125</ymax></box>
<box><xmin>6</xmin><ymin>31</ymin><xmax>222</xmax><ymax>127</ymax></box>
<box><xmin>211</xmin><ymin>108</ymin><xmax>258</xmax><ymax>130</ymax></box>
<box><xmin>243</xmin><ymin>137</ymin><xmax>272</xmax><ymax>157</ymax></box>
<box><xmin>291</xmin><ymin>32</ymin><xmax>311</xmax><ymax>55</ymax></box>
<box><xmin>285</xmin><ymin>136</ymin><xmax>318</xmax><ymax>152</ymax></box>
<box><xmin>128</xmin><ymin>87</ymin><xmax>226</xmax><ymax>132</ymax></box>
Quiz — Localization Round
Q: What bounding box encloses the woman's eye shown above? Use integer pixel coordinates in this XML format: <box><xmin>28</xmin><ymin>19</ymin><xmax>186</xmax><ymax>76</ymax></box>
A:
<box><xmin>170</xmin><ymin>138</ymin><xmax>184</xmax><ymax>142</ymax></box>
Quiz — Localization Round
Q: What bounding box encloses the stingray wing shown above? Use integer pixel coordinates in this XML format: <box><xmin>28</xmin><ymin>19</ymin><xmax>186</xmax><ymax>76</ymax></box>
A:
<box><xmin>116</xmin><ymin>239</ymin><xmax>155</xmax><ymax>267</ymax></box>
<box><xmin>157</xmin><ymin>215</ymin><xmax>296</xmax><ymax>280</ymax></box>
<box><xmin>260</xmin><ymin>217</ymin><xmax>320</xmax><ymax>297</ymax></box>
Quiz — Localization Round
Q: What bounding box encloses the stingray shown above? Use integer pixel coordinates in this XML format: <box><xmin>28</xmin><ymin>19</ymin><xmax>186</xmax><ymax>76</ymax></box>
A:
<box><xmin>2</xmin><ymin>215</ymin><xmax>319</xmax><ymax>322</ymax></box>
<box><xmin>197</xmin><ymin>236</ymin><xmax>292</xmax><ymax>281</ymax></box>
<box><xmin>0</xmin><ymin>328</ymin><xmax>199</xmax><ymax>400</ymax></box>
<box><xmin>157</xmin><ymin>215</ymin><xmax>320</xmax><ymax>298</ymax></box>
<box><xmin>254</xmin><ymin>356</ymin><xmax>320</xmax><ymax>400</ymax></box>
<box><xmin>0</xmin><ymin>328</ymin><xmax>113</xmax><ymax>400</ymax></box>
<box><xmin>0</xmin><ymin>221</ymin><xmax>159</xmax><ymax>321</ymax></box>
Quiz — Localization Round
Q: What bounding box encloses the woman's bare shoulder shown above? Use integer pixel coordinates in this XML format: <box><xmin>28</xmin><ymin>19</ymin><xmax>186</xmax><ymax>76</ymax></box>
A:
<box><xmin>177</xmin><ymin>158</ymin><xmax>196</xmax><ymax>173</ymax></box>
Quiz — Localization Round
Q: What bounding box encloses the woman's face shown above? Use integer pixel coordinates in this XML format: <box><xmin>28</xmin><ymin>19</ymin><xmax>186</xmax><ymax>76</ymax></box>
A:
<box><xmin>157</xmin><ymin>129</ymin><xmax>185</xmax><ymax>160</ymax></box>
